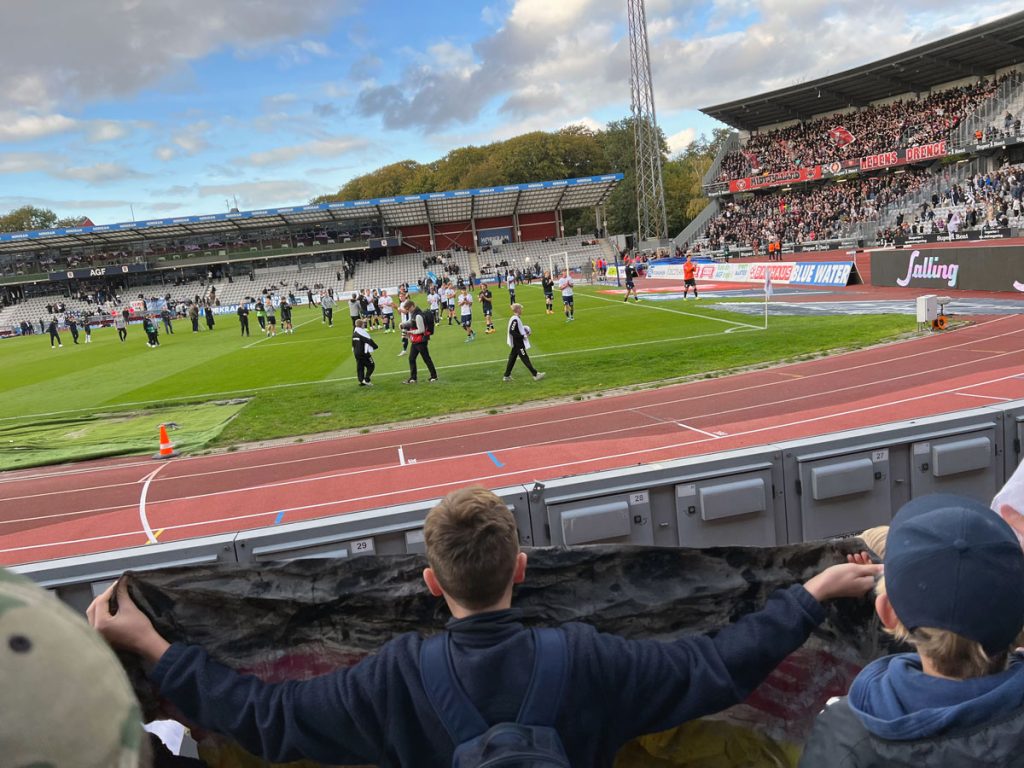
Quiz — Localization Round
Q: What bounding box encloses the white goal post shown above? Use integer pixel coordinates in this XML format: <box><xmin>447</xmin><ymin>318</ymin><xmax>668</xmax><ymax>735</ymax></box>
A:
<box><xmin>548</xmin><ymin>251</ymin><xmax>569</xmax><ymax>276</ymax></box>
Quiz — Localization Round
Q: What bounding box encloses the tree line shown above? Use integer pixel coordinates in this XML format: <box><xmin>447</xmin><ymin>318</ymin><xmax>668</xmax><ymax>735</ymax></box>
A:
<box><xmin>312</xmin><ymin>119</ymin><xmax>730</xmax><ymax>238</ymax></box>
<box><xmin>0</xmin><ymin>206</ymin><xmax>86</xmax><ymax>235</ymax></box>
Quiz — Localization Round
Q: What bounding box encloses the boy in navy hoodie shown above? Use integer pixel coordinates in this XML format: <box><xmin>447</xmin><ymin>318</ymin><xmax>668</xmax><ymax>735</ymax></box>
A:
<box><xmin>89</xmin><ymin>486</ymin><xmax>879</xmax><ymax>768</ymax></box>
<box><xmin>800</xmin><ymin>494</ymin><xmax>1024</xmax><ymax>767</ymax></box>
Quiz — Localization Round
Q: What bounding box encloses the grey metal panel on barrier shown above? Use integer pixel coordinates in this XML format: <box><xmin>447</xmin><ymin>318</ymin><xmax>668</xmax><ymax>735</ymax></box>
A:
<box><xmin>780</xmin><ymin>406</ymin><xmax>1007</xmax><ymax>541</ymax></box>
<box><xmin>11</xmin><ymin>534</ymin><xmax>238</xmax><ymax>614</ymax></box>
<box><xmin>675</xmin><ymin>468</ymin><xmax>779</xmax><ymax>547</ymax></box>
<box><xmin>531</xmin><ymin>447</ymin><xmax>786</xmax><ymax>548</ymax></box>
<box><xmin>910</xmin><ymin>430</ymin><xmax>999</xmax><ymax>503</ymax></box>
<box><xmin>234</xmin><ymin>485</ymin><xmax>533</xmax><ymax>563</ymax></box>
<box><xmin>793</xmin><ymin>448</ymin><xmax>892</xmax><ymax>540</ymax></box>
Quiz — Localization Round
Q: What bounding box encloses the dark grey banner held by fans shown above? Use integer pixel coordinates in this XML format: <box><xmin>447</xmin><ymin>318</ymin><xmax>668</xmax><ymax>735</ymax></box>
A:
<box><xmin>120</xmin><ymin>542</ymin><xmax>888</xmax><ymax>768</ymax></box>
<box><xmin>871</xmin><ymin>246</ymin><xmax>1024</xmax><ymax>292</ymax></box>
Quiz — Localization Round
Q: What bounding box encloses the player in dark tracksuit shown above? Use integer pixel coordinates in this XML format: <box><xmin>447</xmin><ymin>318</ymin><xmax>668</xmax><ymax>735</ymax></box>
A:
<box><xmin>479</xmin><ymin>286</ymin><xmax>495</xmax><ymax>334</ymax></box>
<box><xmin>280</xmin><ymin>300</ymin><xmax>293</xmax><ymax>334</ymax></box>
<box><xmin>143</xmin><ymin>316</ymin><xmax>160</xmax><ymax>347</ymax></box>
<box><xmin>624</xmin><ymin>263</ymin><xmax>639</xmax><ymax>302</ymax></box>
<box><xmin>541</xmin><ymin>272</ymin><xmax>555</xmax><ymax>314</ymax></box>
<box><xmin>237</xmin><ymin>305</ymin><xmax>250</xmax><ymax>336</ymax></box>
<box><xmin>47</xmin><ymin>317</ymin><xmax>62</xmax><ymax>348</ymax></box>
<box><xmin>352</xmin><ymin>320</ymin><xmax>378</xmax><ymax>386</ymax></box>
<box><xmin>503</xmin><ymin>303</ymin><xmax>544</xmax><ymax>381</ymax></box>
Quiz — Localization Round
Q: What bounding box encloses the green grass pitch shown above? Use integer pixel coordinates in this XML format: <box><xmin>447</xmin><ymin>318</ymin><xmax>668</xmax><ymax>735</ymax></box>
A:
<box><xmin>0</xmin><ymin>284</ymin><xmax>912</xmax><ymax>467</ymax></box>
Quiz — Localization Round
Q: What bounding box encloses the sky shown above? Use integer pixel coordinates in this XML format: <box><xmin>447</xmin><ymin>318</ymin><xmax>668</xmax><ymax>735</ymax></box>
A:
<box><xmin>0</xmin><ymin>0</ymin><xmax>1019</xmax><ymax>225</ymax></box>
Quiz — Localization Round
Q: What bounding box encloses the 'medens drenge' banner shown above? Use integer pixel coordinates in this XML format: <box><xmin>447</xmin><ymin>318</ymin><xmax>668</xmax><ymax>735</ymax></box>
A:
<box><xmin>647</xmin><ymin>260</ymin><xmax>855</xmax><ymax>287</ymax></box>
<box><xmin>720</xmin><ymin>141</ymin><xmax>948</xmax><ymax>195</ymax></box>
<box><xmin>871</xmin><ymin>246</ymin><xmax>1024</xmax><ymax>292</ymax></box>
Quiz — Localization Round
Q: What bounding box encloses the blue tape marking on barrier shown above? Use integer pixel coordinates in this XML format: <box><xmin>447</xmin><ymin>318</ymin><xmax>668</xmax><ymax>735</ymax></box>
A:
<box><xmin>487</xmin><ymin>452</ymin><xmax>504</xmax><ymax>468</ymax></box>
<box><xmin>274</xmin><ymin>510</ymin><xmax>285</xmax><ymax>525</ymax></box>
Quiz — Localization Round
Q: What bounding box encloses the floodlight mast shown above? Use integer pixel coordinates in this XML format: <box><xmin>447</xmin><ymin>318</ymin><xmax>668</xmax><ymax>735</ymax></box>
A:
<box><xmin>627</xmin><ymin>0</ymin><xmax>669</xmax><ymax>245</ymax></box>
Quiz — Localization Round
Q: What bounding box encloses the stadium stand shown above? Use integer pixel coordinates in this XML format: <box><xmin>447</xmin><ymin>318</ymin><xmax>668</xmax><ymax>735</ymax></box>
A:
<box><xmin>716</xmin><ymin>76</ymin><xmax>1009</xmax><ymax>181</ymax></box>
<box><xmin>876</xmin><ymin>162</ymin><xmax>1024</xmax><ymax>242</ymax></box>
<box><xmin>676</xmin><ymin>13</ymin><xmax>1024</xmax><ymax>255</ymax></box>
<box><xmin>701</xmin><ymin>169</ymin><xmax>930</xmax><ymax>252</ymax></box>
<box><xmin>677</xmin><ymin>15</ymin><xmax>1024</xmax><ymax>255</ymax></box>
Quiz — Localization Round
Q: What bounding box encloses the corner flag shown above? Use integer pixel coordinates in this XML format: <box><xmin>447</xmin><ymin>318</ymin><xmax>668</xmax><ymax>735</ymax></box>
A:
<box><xmin>764</xmin><ymin>268</ymin><xmax>773</xmax><ymax>299</ymax></box>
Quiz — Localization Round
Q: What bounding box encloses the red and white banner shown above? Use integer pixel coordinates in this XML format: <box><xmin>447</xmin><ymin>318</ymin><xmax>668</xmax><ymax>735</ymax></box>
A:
<box><xmin>728</xmin><ymin>166</ymin><xmax>823</xmax><ymax>194</ymax></box>
<box><xmin>716</xmin><ymin>140</ymin><xmax>949</xmax><ymax>195</ymax></box>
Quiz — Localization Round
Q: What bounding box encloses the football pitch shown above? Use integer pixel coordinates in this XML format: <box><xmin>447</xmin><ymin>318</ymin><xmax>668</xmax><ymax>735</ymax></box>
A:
<box><xmin>0</xmin><ymin>285</ymin><xmax>912</xmax><ymax>469</ymax></box>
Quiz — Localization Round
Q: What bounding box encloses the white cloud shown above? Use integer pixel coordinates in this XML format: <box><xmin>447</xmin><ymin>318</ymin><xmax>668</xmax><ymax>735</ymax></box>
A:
<box><xmin>55</xmin><ymin>163</ymin><xmax>147</xmax><ymax>184</ymax></box>
<box><xmin>0</xmin><ymin>152</ymin><xmax>57</xmax><ymax>175</ymax></box>
<box><xmin>87</xmin><ymin>120</ymin><xmax>130</xmax><ymax>142</ymax></box>
<box><xmin>155</xmin><ymin>147</ymin><xmax>176</xmax><ymax>162</ymax></box>
<box><xmin>282</xmin><ymin>39</ymin><xmax>334</xmax><ymax>65</ymax></box>
<box><xmin>356</xmin><ymin>0</ymin><xmax>1020</xmax><ymax>134</ymax></box>
<box><xmin>666</xmin><ymin>127</ymin><xmax>697</xmax><ymax>154</ymax></box>
<box><xmin>196</xmin><ymin>179</ymin><xmax>330</xmax><ymax>208</ymax></box>
<box><xmin>0</xmin><ymin>0</ymin><xmax>356</xmax><ymax>110</ymax></box>
<box><xmin>0</xmin><ymin>113</ymin><xmax>78</xmax><ymax>142</ymax></box>
<box><xmin>173</xmin><ymin>122</ymin><xmax>212</xmax><ymax>156</ymax></box>
<box><xmin>238</xmin><ymin>136</ymin><xmax>371</xmax><ymax>167</ymax></box>
<box><xmin>0</xmin><ymin>195</ymin><xmax>131</xmax><ymax>213</ymax></box>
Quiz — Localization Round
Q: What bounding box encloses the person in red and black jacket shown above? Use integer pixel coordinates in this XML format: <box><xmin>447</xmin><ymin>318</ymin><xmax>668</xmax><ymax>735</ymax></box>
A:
<box><xmin>400</xmin><ymin>299</ymin><xmax>438</xmax><ymax>383</ymax></box>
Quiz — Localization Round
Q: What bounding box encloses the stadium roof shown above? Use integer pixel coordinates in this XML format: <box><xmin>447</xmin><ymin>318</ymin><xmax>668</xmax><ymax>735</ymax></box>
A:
<box><xmin>702</xmin><ymin>11</ymin><xmax>1024</xmax><ymax>131</ymax></box>
<box><xmin>0</xmin><ymin>174</ymin><xmax>624</xmax><ymax>256</ymax></box>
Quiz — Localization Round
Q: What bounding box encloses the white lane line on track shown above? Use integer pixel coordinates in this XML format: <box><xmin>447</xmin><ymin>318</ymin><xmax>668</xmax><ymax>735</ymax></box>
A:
<box><xmin>138</xmin><ymin>462</ymin><xmax>171</xmax><ymax>544</ymax></box>
<box><xmin>6</xmin><ymin>366</ymin><xmax>1024</xmax><ymax>535</ymax></box>
<box><xmin>8</xmin><ymin>368</ymin><xmax>1024</xmax><ymax>556</ymax></box>
<box><xmin>955</xmin><ymin>392</ymin><xmax>1014</xmax><ymax>402</ymax></box>
<box><xmin>3</xmin><ymin>320</ymin><xmax>1024</xmax><ymax>507</ymax></box>
<box><xmin>677</xmin><ymin>422</ymin><xmax>723</xmax><ymax>439</ymax></box>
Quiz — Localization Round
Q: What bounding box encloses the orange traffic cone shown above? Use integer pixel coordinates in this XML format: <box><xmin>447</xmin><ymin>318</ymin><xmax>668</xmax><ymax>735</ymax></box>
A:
<box><xmin>153</xmin><ymin>424</ymin><xmax>178</xmax><ymax>459</ymax></box>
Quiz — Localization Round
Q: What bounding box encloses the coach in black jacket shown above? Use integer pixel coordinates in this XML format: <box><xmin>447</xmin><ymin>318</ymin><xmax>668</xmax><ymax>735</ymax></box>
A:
<box><xmin>352</xmin><ymin>319</ymin><xmax>378</xmax><ymax>386</ymax></box>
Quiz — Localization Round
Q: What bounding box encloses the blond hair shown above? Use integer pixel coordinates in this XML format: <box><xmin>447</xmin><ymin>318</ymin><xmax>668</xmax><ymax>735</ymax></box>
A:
<box><xmin>876</xmin><ymin>576</ymin><xmax>1012</xmax><ymax>678</ymax></box>
<box><xmin>424</xmin><ymin>486</ymin><xmax>520</xmax><ymax>610</ymax></box>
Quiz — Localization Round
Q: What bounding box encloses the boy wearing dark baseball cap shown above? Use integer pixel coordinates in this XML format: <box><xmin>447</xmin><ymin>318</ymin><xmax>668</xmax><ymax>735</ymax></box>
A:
<box><xmin>800</xmin><ymin>494</ymin><xmax>1024</xmax><ymax>767</ymax></box>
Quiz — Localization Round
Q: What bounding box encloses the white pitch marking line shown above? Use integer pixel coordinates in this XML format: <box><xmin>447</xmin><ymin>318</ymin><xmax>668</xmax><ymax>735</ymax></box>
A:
<box><xmin>582</xmin><ymin>291</ymin><xmax>764</xmax><ymax>329</ymax></box>
<box><xmin>241</xmin><ymin>317</ymin><xmax>321</xmax><ymax>349</ymax></box>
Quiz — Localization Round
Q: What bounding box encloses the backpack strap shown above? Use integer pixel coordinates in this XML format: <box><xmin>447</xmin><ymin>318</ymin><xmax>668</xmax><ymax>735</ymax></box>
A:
<box><xmin>420</xmin><ymin>633</ymin><xmax>489</xmax><ymax>744</ymax></box>
<box><xmin>516</xmin><ymin>628</ymin><xmax>568</xmax><ymax>727</ymax></box>
<box><xmin>420</xmin><ymin>628</ymin><xmax>569</xmax><ymax>743</ymax></box>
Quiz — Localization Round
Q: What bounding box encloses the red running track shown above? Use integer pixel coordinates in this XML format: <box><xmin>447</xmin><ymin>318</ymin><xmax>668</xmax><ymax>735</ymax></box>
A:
<box><xmin>3</xmin><ymin>314</ymin><xmax>1024</xmax><ymax>567</ymax></box>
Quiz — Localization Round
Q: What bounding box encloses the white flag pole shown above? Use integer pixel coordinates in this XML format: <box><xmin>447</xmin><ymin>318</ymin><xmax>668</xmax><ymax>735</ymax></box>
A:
<box><xmin>763</xmin><ymin>267</ymin><xmax>773</xmax><ymax>329</ymax></box>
